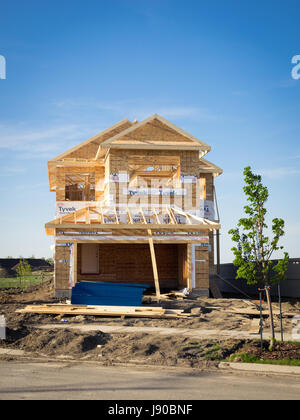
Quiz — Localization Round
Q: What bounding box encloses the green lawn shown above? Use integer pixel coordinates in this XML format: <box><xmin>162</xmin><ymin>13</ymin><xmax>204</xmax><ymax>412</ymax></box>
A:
<box><xmin>0</xmin><ymin>274</ymin><xmax>51</xmax><ymax>289</ymax></box>
<box><xmin>230</xmin><ymin>352</ymin><xmax>300</xmax><ymax>367</ymax></box>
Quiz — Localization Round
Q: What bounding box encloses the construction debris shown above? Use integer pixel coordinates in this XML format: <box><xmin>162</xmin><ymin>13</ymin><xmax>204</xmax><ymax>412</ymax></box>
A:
<box><xmin>143</xmin><ymin>289</ymin><xmax>190</xmax><ymax>302</ymax></box>
<box><xmin>225</xmin><ymin>308</ymin><xmax>300</xmax><ymax>318</ymax></box>
<box><xmin>16</xmin><ymin>304</ymin><xmax>192</xmax><ymax>319</ymax></box>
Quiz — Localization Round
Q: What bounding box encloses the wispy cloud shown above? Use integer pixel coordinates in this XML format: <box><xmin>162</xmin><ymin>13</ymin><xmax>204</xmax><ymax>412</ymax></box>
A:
<box><xmin>53</xmin><ymin>98</ymin><xmax>220</xmax><ymax>122</ymax></box>
<box><xmin>0</xmin><ymin>99</ymin><xmax>221</xmax><ymax>160</ymax></box>
<box><xmin>0</xmin><ymin>166</ymin><xmax>26</xmax><ymax>177</ymax></box>
<box><xmin>259</xmin><ymin>167</ymin><xmax>300</xmax><ymax>179</ymax></box>
<box><xmin>0</xmin><ymin>123</ymin><xmax>99</xmax><ymax>159</ymax></box>
<box><xmin>286</xmin><ymin>154</ymin><xmax>300</xmax><ymax>160</ymax></box>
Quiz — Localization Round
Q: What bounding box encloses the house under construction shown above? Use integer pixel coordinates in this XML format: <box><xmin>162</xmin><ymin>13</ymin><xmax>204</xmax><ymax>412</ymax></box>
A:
<box><xmin>45</xmin><ymin>114</ymin><xmax>223</xmax><ymax>298</ymax></box>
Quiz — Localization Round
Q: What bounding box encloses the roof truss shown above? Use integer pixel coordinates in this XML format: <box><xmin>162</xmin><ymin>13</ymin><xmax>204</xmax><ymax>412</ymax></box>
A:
<box><xmin>49</xmin><ymin>118</ymin><xmax>131</xmax><ymax>162</ymax></box>
<box><xmin>45</xmin><ymin>205</ymin><xmax>220</xmax><ymax>235</ymax></box>
<box><xmin>100</xmin><ymin>114</ymin><xmax>211</xmax><ymax>153</ymax></box>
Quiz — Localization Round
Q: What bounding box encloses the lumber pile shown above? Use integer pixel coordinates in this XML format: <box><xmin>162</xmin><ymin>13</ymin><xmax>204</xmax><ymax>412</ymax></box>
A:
<box><xmin>16</xmin><ymin>304</ymin><xmax>192</xmax><ymax>319</ymax></box>
<box><xmin>143</xmin><ymin>291</ymin><xmax>188</xmax><ymax>302</ymax></box>
<box><xmin>225</xmin><ymin>308</ymin><xmax>300</xmax><ymax>318</ymax></box>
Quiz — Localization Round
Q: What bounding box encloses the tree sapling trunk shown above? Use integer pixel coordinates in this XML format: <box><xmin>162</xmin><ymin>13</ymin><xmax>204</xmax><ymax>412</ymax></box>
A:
<box><xmin>265</xmin><ymin>286</ymin><xmax>275</xmax><ymax>350</ymax></box>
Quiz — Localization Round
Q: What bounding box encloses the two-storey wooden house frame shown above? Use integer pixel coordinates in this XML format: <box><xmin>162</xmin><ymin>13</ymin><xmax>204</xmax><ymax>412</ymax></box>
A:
<box><xmin>45</xmin><ymin>114</ymin><xmax>222</xmax><ymax>298</ymax></box>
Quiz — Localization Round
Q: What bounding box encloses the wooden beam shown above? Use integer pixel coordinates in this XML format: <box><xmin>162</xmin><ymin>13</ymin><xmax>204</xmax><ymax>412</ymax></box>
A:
<box><xmin>187</xmin><ymin>244</ymin><xmax>193</xmax><ymax>289</ymax></box>
<box><xmin>167</xmin><ymin>207</ymin><xmax>177</xmax><ymax>224</ymax></box>
<box><xmin>114</xmin><ymin>207</ymin><xmax>119</xmax><ymax>224</ymax></box>
<box><xmin>106</xmin><ymin>144</ymin><xmax>203</xmax><ymax>151</ymax></box>
<box><xmin>153</xmin><ymin>208</ymin><xmax>161</xmax><ymax>224</ymax></box>
<box><xmin>95</xmin><ymin>144</ymin><xmax>102</xmax><ymax>160</ymax></box>
<box><xmin>73</xmin><ymin>243</ymin><xmax>78</xmax><ymax>286</ymax></box>
<box><xmin>147</xmin><ymin>229</ymin><xmax>161</xmax><ymax>300</ymax></box>
<box><xmin>140</xmin><ymin>207</ymin><xmax>147</xmax><ymax>224</ymax></box>
<box><xmin>128</xmin><ymin>156</ymin><xmax>180</xmax><ymax>166</ymax></box>
<box><xmin>16</xmin><ymin>304</ymin><xmax>192</xmax><ymax>319</ymax></box>
<box><xmin>85</xmin><ymin>208</ymin><xmax>90</xmax><ymax>224</ymax></box>
<box><xmin>127</xmin><ymin>207</ymin><xmax>133</xmax><ymax>224</ymax></box>
<box><xmin>46</xmin><ymin>222</ymin><xmax>213</xmax><ymax>231</ymax></box>
<box><xmin>50</xmin><ymin>161</ymin><xmax>104</xmax><ymax>168</ymax></box>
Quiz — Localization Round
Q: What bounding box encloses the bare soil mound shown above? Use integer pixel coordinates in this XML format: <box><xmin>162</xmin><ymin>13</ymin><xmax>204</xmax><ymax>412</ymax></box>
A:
<box><xmin>0</xmin><ymin>322</ymin><xmax>246</xmax><ymax>368</ymax></box>
<box><xmin>3</xmin><ymin>327</ymin><xmax>108</xmax><ymax>356</ymax></box>
<box><xmin>0</xmin><ymin>279</ymin><xmax>55</xmax><ymax>303</ymax></box>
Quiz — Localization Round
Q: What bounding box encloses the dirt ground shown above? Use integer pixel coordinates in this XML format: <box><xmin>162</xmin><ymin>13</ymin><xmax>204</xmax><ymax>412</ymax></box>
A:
<box><xmin>0</xmin><ymin>280</ymin><xmax>299</xmax><ymax>368</ymax></box>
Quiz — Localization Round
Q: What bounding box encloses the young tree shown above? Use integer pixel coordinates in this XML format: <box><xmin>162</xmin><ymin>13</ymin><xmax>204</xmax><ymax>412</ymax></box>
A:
<box><xmin>16</xmin><ymin>258</ymin><xmax>32</xmax><ymax>282</ymax></box>
<box><xmin>45</xmin><ymin>258</ymin><xmax>54</xmax><ymax>266</ymax></box>
<box><xmin>229</xmin><ymin>166</ymin><xmax>289</xmax><ymax>348</ymax></box>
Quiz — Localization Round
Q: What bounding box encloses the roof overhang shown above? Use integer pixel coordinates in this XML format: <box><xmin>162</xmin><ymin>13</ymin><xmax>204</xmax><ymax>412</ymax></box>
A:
<box><xmin>45</xmin><ymin>205</ymin><xmax>220</xmax><ymax>236</ymax></box>
<box><xmin>100</xmin><ymin>114</ymin><xmax>211</xmax><ymax>153</ymax></box>
<box><xmin>199</xmin><ymin>157</ymin><xmax>223</xmax><ymax>177</ymax></box>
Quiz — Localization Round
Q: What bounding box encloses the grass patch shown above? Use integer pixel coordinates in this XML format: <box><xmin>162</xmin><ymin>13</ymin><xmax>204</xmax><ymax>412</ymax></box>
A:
<box><xmin>230</xmin><ymin>352</ymin><xmax>300</xmax><ymax>367</ymax></box>
<box><xmin>0</xmin><ymin>275</ymin><xmax>49</xmax><ymax>289</ymax></box>
<box><xmin>203</xmin><ymin>345</ymin><xmax>223</xmax><ymax>361</ymax></box>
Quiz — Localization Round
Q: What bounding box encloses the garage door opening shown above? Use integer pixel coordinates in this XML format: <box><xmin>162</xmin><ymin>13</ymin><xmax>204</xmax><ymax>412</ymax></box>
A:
<box><xmin>77</xmin><ymin>243</ymin><xmax>189</xmax><ymax>291</ymax></box>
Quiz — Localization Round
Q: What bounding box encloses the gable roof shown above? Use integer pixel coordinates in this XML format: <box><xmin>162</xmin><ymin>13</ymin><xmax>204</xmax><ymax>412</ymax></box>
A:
<box><xmin>100</xmin><ymin>114</ymin><xmax>211</xmax><ymax>153</ymax></box>
<box><xmin>199</xmin><ymin>157</ymin><xmax>223</xmax><ymax>177</ymax></box>
<box><xmin>49</xmin><ymin>118</ymin><xmax>134</xmax><ymax>162</ymax></box>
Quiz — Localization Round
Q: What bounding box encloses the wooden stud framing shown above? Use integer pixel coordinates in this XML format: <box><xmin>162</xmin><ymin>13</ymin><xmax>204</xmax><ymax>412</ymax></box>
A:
<box><xmin>147</xmin><ymin>229</ymin><xmax>161</xmax><ymax>300</ymax></box>
<box><xmin>45</xmin><ymin>205</ymin><xmax>220</xmax><ymax>235</ymax></box>
<box><xmin>73</xmin><ymin>242</ymin><xmax>78</xmax><ymax>286</ymax></box>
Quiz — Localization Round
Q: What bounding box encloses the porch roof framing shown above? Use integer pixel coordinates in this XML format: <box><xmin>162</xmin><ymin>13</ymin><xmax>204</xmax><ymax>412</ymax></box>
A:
<box><xmin>45</xmin><ymin>205</ymin><xmax>220</xmax><ymax>235</ymax></box>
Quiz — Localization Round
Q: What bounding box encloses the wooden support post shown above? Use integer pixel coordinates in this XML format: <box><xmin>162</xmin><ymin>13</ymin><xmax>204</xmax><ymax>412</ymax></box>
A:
<box><xmin>147</xmin><ymin>229</ymin><xmax>161</xmax><ymax>301</ymax></box>
<box><xmin>73</xmin><ymin>242</ymin><xmax>78</xmax><ymax>286</ymax></box>
<box><xmin>187</xmin><ymin>244</ymin><xmax>193</xmax><ymax>290</ymax></box>
<box><xmin>216</xmin><ymin>229</ymin><xmax>220</xmax><ymax>275</ymax></box>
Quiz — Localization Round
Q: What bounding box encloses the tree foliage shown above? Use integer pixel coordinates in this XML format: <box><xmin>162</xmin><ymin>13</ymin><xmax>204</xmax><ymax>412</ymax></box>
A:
<box><xmin>228</xmin><ymin>166</ymin><xmax>289</xmax><ymax>287</ymax></box>
<box><xmin>16</xmin><ymin>258</ymin><xmax>32</xmax><ymax>280</ymax></box>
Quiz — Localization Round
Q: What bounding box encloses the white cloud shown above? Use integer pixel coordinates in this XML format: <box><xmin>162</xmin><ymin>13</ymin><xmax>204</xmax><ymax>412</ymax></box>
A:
<box><xmin>53</xmin><ymin>98</ymin><xmax>219</xmax><ymax>122</ymax></box>
<box><xmin>259</xmin><ymin>167</ymin><xmax>300</xmax><ymax>179</ymax></box>
<box><xmin>109</xmin><ymin>104</ymin><xmax>218</xmax><ymax>122</ymax></box>
<box><xmin>0</xmin><ymin>99</ymin><xmax>220</xmax><ymax>160</ymax></box>
<box><xmin>0</xmin><ymin>123</ymin><xmax>99</xmax><ymax>158</ymax></box>
<box><xmin>0</xmin><ymin>166</ymin><xmax>26</xmax><ymax>176</ymax></box>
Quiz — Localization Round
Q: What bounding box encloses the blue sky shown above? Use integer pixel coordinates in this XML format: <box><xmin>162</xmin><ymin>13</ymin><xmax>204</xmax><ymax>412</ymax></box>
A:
<box><xmin>0</xmin><ymin>0</ymin><xmax>299</xmax><ymax>262</ymax></box>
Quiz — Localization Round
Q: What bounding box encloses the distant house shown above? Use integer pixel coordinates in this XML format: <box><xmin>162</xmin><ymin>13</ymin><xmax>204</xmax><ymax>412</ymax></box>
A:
<box><xmin>0</xmin><ymin>258</ymin><xmax>53</xmax><ymax>277</ymax></box>
<box><xmin>45</xmin><ymin>114</ymin><xmax>223</xmax><ymax>298</ymax></box>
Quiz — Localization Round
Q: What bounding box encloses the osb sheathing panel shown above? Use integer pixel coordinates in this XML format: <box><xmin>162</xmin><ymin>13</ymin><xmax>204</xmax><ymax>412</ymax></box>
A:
<box><xmin>55</xmin><ymin>245</ymin><xmax>70</xmax><ymax>290</ymax></box>
<box><xmin>55</xmin><ymin>149</ymin><xmax>214</xmax><ymax>207</ymax></box>
<box><xmin>54</xmin><ymin>241</ymin><xmax>211</xmax><ymax>291</ymax></box>
<box><xmin>195</xmin><ymin>247</ymin><xmax>209</xmax><ymax>289</ymax></box>
<box><xmin>177</xmin><ymin>244</ymin><xmax>188</xmax><ymax>288</ymax></box>
<box><xmin>109</xmin><ymin>119</ymin><xmax>201</xmax><ymax>147</ymax></box>
<box><xmin>56</xmin><ymin>167</ymin><xmax>66</xmax><ymax>201</ymax></box>
<box><xmin>200</xmin><ymin>173</ymin><xmax>214</xmax><ymax>200</ymax></box>
<box><xmin>95</xmin><ymin>166</ymin><xmax>105</xmax><ymax>200</ymax></box>
<box><xmin>107</xmin><ymin>149</ymin><xmax>210</xmax><ymax>208</ymax></box>
<box><xmin>77</xmin><ymin>243</ymin><xmax>182</xmax><ymax>289</ymax></box>
<box><xmin>108</xmin><ymin>149</ymin><xmax>200</xmax><ymax>172</ymax></box>
<box><xmin>208</xmin><ymin>231</ymin><xmax>215</xmax><ymax>270</ymax></box>
<box><xmin>65</xmin><ymin>121</ymin><xmax>133</xmax><ymax>160</ymax></box>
